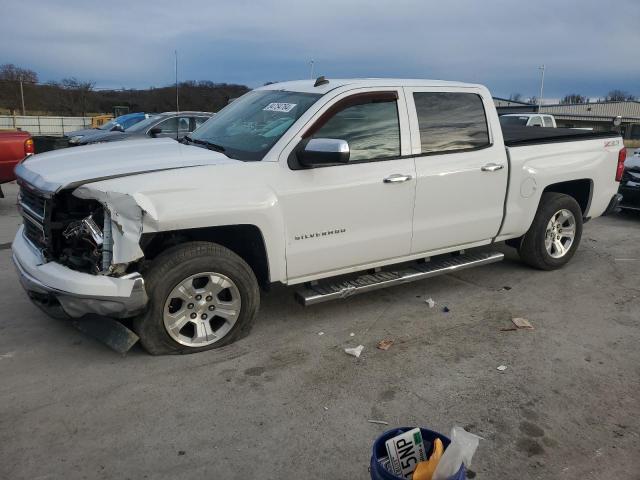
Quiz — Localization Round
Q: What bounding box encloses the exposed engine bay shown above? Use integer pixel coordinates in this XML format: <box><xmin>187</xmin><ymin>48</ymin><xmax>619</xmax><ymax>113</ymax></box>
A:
<box><xmin>50</xmin><ymin>191</ymin><xmax>112</xmax><ymax>274</ymax></box>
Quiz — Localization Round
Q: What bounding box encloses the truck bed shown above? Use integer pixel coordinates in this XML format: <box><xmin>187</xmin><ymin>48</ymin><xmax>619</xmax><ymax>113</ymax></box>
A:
<box><xmin>502</xmin><ymin>126</ymin><xmax>618</xmax><ymax>147</ymax></box>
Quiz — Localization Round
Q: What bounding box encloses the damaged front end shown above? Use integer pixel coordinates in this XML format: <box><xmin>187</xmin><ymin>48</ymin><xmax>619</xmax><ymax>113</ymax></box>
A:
<box><xmin>15</xmin><ymin>181</ymin><xmax>149</xmax><ymax>322</ymax></box>
<box><xmin>19</xmin><ymin>185</ymin><xmax>147</xmax><ymax>276</ymax></box>
<box><xmin>55</xmin><ymin>192</ymin><xmax>112</xmax><ymax>274</ymax></box>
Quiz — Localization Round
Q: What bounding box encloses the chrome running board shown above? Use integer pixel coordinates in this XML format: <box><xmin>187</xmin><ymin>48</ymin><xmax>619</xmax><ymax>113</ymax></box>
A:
<box><xmin>295</xmin><ymin>251</ymin><xmax>504</xmax><ymax>306</ymax></box>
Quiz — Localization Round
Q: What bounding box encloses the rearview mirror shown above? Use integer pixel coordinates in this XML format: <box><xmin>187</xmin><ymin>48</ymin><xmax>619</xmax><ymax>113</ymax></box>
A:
<box><xmin>149</xmin><ymin>127</ymin><xmax>162</xmax><ymax>137</ymax></box>
<box><xmin>298</xmin><ymin>138</ymin><xmax>350</xmax><ymax>167</ymax></box>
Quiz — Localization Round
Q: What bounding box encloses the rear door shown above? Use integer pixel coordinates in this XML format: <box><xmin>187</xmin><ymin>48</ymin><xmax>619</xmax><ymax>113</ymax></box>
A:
<box><xmin>279</xmin><ymin>89</ymin><xmax>416</xmax><ymax>281</ymax></box>
<box><xmin>405</xmin><ymin>88</ymin><xmax>508</xmax><ymax>254</ymax></box>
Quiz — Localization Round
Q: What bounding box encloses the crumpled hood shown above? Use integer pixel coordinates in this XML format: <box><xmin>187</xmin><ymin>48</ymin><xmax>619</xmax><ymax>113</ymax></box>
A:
<box><xmin>15</xmin><ymin>138</ymin><xmax>233</xmax><ymax>193</ymax></box>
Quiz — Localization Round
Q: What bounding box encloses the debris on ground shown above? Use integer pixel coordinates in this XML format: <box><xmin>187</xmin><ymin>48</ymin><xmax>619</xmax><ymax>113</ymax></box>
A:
<box><xmin>318</xmin><ymin>331</ymin><xmax>324</xmax><ymax>336</ymax></box>
<box><xmin>511</xmin><ymin>317</ymin><xmax>534</xmax><ymax>329</ymax></box>
<box><xmin>499</xmin><ymin>286</ymin><xmax>512</xmax><ymax>291</ymax></box>
<box><xmin>349</xmin><ymin>332</ymin><xmax>355</xmax><ymax>337</ymax></box>
<box><xmin>425</xmin><ymin>297</ymin><xmax>435</xmax><ymax>308</ymax></box>
<box><xmin>497</xmin><ymin>365</ymin><xmax>508</xmax><ymax>371</ymax></box>
<box><xmin>73</xmin><ymin>316</ymin><xmax>139</xmax><ymax>354</ymax></box>
<box><xmin>368</xmin><ymin>419</ymin><xmax>389</xmax><ymax>425</ymax></box>
<box><xmin>377</xmin><ymin>339</ymin><xmax>394</xmax><ymax>351</ymax></box>
<box><xmin>442</xmin><ymin>306</ymin><xmax>450</xmax><ymax>313</ymax></box>
<box><xmin>323</xmin><ymin>406</ymin><xmax>329</xmax><ymax>411</ymax></box>
<box><xmin>344</xmin><ymin>345</ymin><xmax>364</xmax><ymax>358</ymax></box>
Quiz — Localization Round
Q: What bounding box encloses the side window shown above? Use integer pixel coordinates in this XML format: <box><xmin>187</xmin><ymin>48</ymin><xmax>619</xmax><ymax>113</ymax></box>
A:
<box><xmin>413</xmin><ymin>92</ymin><xmax>489</xmax><ymax>154</ymax></box>
<box><xmin>311</xmin><ymin>99</ymin><xmax>400</xmax><ymax>162</ymax></box>
<box><xmin>156</xmin><ymin>117</ymin><xmax>178</xmax><ymax>134</ymax></box>
<box><xmin>194</xmin><ymin>116</ymin><xmax>209</xmax><ymax>130</ymax></box>
<box><xmin>177</xmin><ymin>117</ymin><xmax>190</xmax><ymax>132</ymax></box>
<box><xmin>529</xmin><ymin>116</ymin><xmax>543</xmax><ymax>127</ymax></box>
<box><xmin>543</xmin><ymin>116</ymin><xmax>554</xmax><ymax>127</ymax></box>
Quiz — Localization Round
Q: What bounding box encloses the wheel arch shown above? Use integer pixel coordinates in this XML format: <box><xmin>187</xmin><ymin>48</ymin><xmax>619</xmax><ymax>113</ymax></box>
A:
<box><xmin>140</xmin><ymin>225</ymin><xmax>271</xmax><ymax>290</ymax></box>
<box><xmin>542</xmin><ymin>178</ymin><xmax>593</xmax><ymax>218</ymax></box>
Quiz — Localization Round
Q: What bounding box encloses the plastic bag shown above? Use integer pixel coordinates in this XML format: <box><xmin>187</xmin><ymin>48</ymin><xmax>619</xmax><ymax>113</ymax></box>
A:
<box><xmin>432</xmin><ymin>427</ymin><xmax>482</xmax><ymax>480</ymax></box>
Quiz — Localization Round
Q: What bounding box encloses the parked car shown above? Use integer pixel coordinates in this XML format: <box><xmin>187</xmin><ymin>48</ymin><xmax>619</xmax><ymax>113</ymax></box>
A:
<box><xmin>619</xmin><ymin>149</ymin><xmax>640</xmax><ymax>210</ymax></box>
<box><xmin>66</xmin><ymin>112</ymin><xmax>148</xmax><ymax>145</ymax></box>
<box><xmin>0</xmin><ymin>130</ymin><xmax>33</xmax><ymax>198</ymax></box>
<box><xmin>13</xmin><ymin>78</ymin><xmax>624</xmax><ymax>354</ymax></box>
<box><xmin>500</xmin><ymin>113</ymin><xmax>557</xmax><ymax>128</ymax></box>
<box><xmin>74</xmin><ymin>112</ymin><xmax>212</xmax><ymax>145</ymax></box>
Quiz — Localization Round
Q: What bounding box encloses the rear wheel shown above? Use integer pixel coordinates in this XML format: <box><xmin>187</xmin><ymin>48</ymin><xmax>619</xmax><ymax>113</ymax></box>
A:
<box><xmin>134</xmin><ymin>241</ymin><xmax>260</xmax><ymax>355</ymax></box>
<box><xmin>518</xmin><ymin>192</ymin><xmax>583</xmax><ymax>270</ymax></box>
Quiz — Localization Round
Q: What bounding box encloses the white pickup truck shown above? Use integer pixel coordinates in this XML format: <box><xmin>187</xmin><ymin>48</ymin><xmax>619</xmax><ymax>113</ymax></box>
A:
<box><xmin>12</xmin><ymin>78</ymin><xmax>626</xmax><ymax>354</ymax></box>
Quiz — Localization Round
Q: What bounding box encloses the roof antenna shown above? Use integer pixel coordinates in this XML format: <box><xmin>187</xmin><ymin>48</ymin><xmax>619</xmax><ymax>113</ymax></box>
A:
<box><xmin>314</xmin><ymin>75</ymin><xmax>329</xmax><ymax>87</ymax></box>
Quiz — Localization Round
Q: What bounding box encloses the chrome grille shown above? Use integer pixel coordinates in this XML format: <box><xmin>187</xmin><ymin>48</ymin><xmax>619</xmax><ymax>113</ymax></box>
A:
<box><xmin>19</xmin><ymin>186</ymin><xmax>46</xmax><ymax>220</ymax></box>
<box><xmin>18</xmin><ymin>184</ymin><xmax>51</xmax><ymax>253</ymax></box>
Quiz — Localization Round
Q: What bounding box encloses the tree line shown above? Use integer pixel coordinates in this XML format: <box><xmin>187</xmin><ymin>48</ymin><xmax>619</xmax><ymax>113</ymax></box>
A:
<box><xmin>0</xmin><ymin>64</ymin><xmax>249</xmax><ymax>116</ymax></box>
<box><xmin>509</xmin><ymin>89</ymin><xmax>637</xmax><ymax>105</ymax></box>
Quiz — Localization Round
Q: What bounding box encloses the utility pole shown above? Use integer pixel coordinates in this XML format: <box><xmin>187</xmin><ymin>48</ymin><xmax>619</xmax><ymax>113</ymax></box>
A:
<box><xmin>19</xmin><ymin>78</ymin><xmax>25</xmax><ymax>115</ymax></box>
<box><xmin>175</xmin><ymin>50</ymin><xmax>179</xmax><ymax>114</ymax></box>
<box><xmin>538</xmin><ymin>64</ymin><xmax>545</xmax><ymax>111</ymax></box>
<box><xmin>309</xmin><ymin>60</ymin><xmax>315</xmax><ymax>79</ymax></box>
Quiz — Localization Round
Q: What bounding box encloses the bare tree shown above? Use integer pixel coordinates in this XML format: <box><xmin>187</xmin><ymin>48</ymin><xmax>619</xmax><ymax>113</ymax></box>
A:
<box><xmin>60</xmin><ymin>77</ymin><xmax>96</xmax><ymax>116</ymax></box>
<box><xmin>527</xmin><ymin>96</ymin><xmax>538</xmax><ymax>105</ymax></box>
<box><xmin>0</xmin><ymin>63</ymin><xmax>38</xmax><ymax>113</ymax></box>
<box><xmin>605</xmin><ymin>89</ymin><xmax>636</xmax><ymax>102</ymax></box>
<box><xmin>0</xmin><ymin>64</ymin><xmax>38</xmax><ymax>83</ymax></box>
<box><xmin>560</xmin><ymin>94</ymin><xmax>587</xmax><ymax>104</ymax></box>
<box><xmin>509</xmin><ymin>93</ymin><xmax>523</xmax><ymax>102</ymax></box>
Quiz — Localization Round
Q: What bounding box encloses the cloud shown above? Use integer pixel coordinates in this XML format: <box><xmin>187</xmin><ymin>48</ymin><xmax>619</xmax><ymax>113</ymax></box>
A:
<box><xmin>1</xmin><ymin>0</ymin><xmax>639</xmax><ymax>97</ymax></box>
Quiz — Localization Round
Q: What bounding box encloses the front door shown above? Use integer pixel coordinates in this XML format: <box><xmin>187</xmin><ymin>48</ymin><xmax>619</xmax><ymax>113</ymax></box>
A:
<box><xmin>280</xmin><ymin>89</ymin><xmax>416</xmax><ymax>282</ymax></box>
<box><xmin>405</xmin><ymin>88</ymin><xmax>508</xmax><ymax>254</ymax></box>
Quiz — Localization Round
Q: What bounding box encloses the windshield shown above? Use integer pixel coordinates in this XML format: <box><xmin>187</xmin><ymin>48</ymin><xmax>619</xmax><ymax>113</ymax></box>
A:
<box><xmin>98</xmin><ymin>118</ymin><xmax>118</xmax><ymax>130</ymax></box>
<box><xmin>120</xmin><ymin>115</ymin><xmax>144</xmax><ymax>129</ymax></box>
<box><xmin>500</xmin><ymin>116</ymin><xmax>529</xmax><ymax>126</ymax></box>
<box><xmin>127</xmin><ymin>115</ymin><xmax>161</xmax><ymax>133</ymax></box>
<box><xmin>189</xmin><ymin>90</ymin><xmax>322</xmax><ymax>161</ymax></box>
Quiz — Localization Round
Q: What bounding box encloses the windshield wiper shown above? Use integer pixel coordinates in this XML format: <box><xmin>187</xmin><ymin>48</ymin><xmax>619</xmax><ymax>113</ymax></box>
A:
<box><xmin>191</xmin><ymin>138</ymin><xmax>226</xmax><ymax>152</ymax></box>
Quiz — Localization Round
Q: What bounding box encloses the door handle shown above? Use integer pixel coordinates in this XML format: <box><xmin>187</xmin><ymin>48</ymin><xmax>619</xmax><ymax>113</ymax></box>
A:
<box><xmin>481</xmin><ymin>163</ymin><xmax>504</xmax><ymax>172</ymax></box>
<box><xmin>383</xmin><ymin>174</ymin><xmax>412</xmax><ymax>183</ymax></box>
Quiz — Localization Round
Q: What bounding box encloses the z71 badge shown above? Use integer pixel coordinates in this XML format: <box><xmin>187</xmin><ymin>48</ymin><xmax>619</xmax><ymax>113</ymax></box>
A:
<box><xmin>294</xmin><ymin>228</ymin><xmax>346</xmax><ymax>241</ymax></box>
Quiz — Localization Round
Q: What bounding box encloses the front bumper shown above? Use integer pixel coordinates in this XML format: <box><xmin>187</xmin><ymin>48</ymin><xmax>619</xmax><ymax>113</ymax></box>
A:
<box><xmin>12</xmin><ymin>226</ymin><xmax>148</xmax><ymax>319</ymax></box>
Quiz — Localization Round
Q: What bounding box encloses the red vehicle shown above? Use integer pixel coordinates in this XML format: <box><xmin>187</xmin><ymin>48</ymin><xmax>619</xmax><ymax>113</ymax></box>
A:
<box><xmin>0</xmin><ymin>130</ymin><xmax>34</xmax><ymax>197</ymax></box>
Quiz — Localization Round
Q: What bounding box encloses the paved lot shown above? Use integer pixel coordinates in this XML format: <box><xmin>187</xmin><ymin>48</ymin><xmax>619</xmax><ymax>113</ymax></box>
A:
<box><xmin>1</xmin><ymin>181</ymin><xmax>639</xmax><ymax>479</ymax></box>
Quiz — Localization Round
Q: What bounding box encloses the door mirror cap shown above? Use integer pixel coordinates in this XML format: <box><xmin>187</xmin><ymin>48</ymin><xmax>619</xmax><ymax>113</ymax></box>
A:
<box><xmin>148</xmin><ymin>127</ymin><xmax>162</xmax><ymax>137</ymax></box>
<box><xmin>111</xmin><ymin>124</ymin><xmax>124</xmax><ymax>132</ymax></box>
<box><xmin>298</xmin><ymin>138</ymin><xmax>350</xmax><ymax>167</ymax></box>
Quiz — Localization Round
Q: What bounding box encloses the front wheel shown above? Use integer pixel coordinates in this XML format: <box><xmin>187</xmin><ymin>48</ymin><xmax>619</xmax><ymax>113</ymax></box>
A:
<box><xmin>518</xmin><ymin>192</ymin><xmax>583</xmax><ymax>270</ymax></box>
<box><xmin>134</xmin><ymin>242</ymin><xmax>260</xmax><ymax>355</ymax></box>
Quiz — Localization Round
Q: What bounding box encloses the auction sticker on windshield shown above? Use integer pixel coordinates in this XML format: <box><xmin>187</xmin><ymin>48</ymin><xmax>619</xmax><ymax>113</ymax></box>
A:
<box><xmin>263</xmin><ymin>103</ymin><xmax>297</xmax><ymax>113</ymax></box>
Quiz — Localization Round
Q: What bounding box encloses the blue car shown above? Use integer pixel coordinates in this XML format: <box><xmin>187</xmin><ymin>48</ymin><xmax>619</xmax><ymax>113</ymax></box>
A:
<box><xmin>66</xmin><ymin>113</ymin><xmax>149</xmax><ymax>145</ymax></box>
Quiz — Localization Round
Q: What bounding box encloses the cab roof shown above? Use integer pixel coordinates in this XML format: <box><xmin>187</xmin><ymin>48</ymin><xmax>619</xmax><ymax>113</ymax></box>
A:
<box><xmin>258</xmin><ymin>78</ymin><xmax>483</xmax><ymax>94</ymax></box>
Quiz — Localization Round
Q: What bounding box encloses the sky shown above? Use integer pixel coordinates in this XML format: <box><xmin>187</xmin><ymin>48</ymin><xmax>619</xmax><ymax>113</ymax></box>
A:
<box><xmin>1</xmin><ymin>0</ymin><xmax>639</xmax><ymax>100</ymax></box>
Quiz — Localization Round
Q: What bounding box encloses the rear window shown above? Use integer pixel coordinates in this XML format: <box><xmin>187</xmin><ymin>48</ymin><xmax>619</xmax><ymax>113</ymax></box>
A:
<box><xmin>413</xmin><ymin>93</ymin><xmax>489</xmax><ymax>154</ymax></box>
<box><xmin>500</xmin><ymin>116</ymin><xmax>529</xmax><ymax>127</ymax></box>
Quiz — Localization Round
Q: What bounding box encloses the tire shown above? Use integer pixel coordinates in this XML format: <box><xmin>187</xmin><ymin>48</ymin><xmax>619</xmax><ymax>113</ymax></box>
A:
<box><xmin>518</xmin><ymin>192</ymin><xmax>583</xmax><ymax>270</ymax></box>
<box><xmin>134</xmin><ymin>241</ymin><xmax>260</xmax><ymax>355</ymax></box>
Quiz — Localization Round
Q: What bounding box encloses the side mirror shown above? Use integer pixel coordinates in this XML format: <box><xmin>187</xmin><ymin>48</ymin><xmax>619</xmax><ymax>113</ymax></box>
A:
<box><xmin>298</xmin><ymin>138</ymin><xmax>350</xmax><ymax>167</ymax></box>
<box><xmin>149</xmin><ymin>127</ymin><xmax>162</xmax><ymax>137</ymax></box>
<box><xmin>111</xmin><ymin>124</ymin><xmax>124</xmax><ymax>132</ymax></box>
